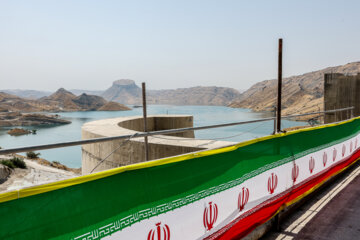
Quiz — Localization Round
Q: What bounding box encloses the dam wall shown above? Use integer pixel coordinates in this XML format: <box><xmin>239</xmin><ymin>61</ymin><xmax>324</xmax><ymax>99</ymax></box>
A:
<box><xmin>81</xmin><ymin>115</ymin><xmax>233</xmax><ymax>174</ymax></box>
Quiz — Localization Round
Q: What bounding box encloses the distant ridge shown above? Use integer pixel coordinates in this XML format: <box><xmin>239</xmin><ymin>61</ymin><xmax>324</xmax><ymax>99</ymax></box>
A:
<box><xmin>101</xmin><ymin>79</ymin><xmax>241</xmax><ymax>106</ymax></box>
<box><xmin>148</xmin><ymin>86</ymin><xmax>241</xmax><ymax>106</ymax></box>
<box><xmin>0</xmin><ymin>88</ymin><xmax>130</xmax><ymax>112</ymax></box>
<box><xmin>69</xmin><ymin>89</ymin><xmax>104</xmax><ymax>96</ymax></box>
<box><xmin>228</xmin><ymin>61</ymin><xmax>360</xmax><ymax>116</ymax></box>
<box><xmin>1</xmin><ymin>89</ymin><xmax>51</xmax><ymax>99</ymax></box>
<box><xmin>2</xmin><ymin>79</ymin><xmax>242</xmax><ymax>106</ymax></box>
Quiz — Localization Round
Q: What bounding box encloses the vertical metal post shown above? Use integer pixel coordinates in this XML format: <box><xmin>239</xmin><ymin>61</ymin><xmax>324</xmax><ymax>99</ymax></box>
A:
<box><xmin>276</xmin><ymin>38</ymin><xmax>283</xmax><ymax>133</ymax></box>
<box><xmin>142</xmin><ymin>82</ymin><xmax>149</xmax><ymax>161</ymax></box>
<box><xmin>351</xmin><ymin>108</ymin><xmax>354</xmax><ymax>118</ymax></box>
<box><xmin>335</xmin><ymin>107</ymin><xmax>338</xmax><ymax>122</ymax></box>
<box><xmin>273</xmin><ymin>106</ymin><xmax>277</xmax><ymax>134</ymax></box>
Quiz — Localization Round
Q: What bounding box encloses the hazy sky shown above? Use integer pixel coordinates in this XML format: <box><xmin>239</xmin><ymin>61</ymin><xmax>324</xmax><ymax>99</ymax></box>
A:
<box><xmin>1</xmin><ymin>0</ymin><xmax>360</xmax><ymax>92</ymax></box>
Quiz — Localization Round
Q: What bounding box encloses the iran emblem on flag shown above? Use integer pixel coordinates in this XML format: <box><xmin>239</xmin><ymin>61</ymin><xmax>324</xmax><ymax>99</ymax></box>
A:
<box><xmin>203</xmin><ymin>202</ymin><xmax>218</xmax><ymax>231</ymax></box>
<box><xmin>309</xmin><ymin>156</ymin><xmax>315</xmax><ymax>174</ymax></box>
<box><xmin>267</xmin><ymin>173</ymin><xmax>278</xmax><ymax>194</ymax></box>
<box><xmin>147</xmin><ymin>222</ymin><xmax>170</xmax><ymax>240</ymax></box>
<box><xmin>238</xmin><ymin>187</ymin><xmax>249</xmax><ymax>211</ymax></box>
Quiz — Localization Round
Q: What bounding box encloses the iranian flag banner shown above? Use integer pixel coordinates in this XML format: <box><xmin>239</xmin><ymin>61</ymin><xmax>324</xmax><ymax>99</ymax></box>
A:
<box><xmin>0</xmin><ymin>117</ymin><xmax>360</xmax><ymax>239</ymax></box>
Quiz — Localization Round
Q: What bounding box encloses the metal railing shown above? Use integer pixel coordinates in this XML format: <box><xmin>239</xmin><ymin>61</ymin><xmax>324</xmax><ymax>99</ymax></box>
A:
<box><xmin>0</xmin><ymin>106</ymin><xmax>354</xmax><ymax>155</ymax></box>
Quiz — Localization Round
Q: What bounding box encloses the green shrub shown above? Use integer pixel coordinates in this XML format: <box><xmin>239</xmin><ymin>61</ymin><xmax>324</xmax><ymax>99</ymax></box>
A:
<box><xmin>11</xmin><ymin>157</ymin><xmax>26</xmax><ymax>169</ymax></box>
<box><xmin>0</xmin><ymin>157</ymin><xmax>27</xmax><ymax>169</ymax></box>
<box><xmin>26</xmin><ymin>151</ymin><xmax>40</xmax><ymax>159</ymax></box>
<box><xmin>0</xmin><ymin>160</ymin><xmax>15</xmax><ymax>169</ymax></box>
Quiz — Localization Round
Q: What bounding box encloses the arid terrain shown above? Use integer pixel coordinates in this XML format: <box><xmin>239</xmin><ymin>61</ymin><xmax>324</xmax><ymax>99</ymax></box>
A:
<box><xmin>228</xmin><ymin>61</ymin><xmax>360</xmax><ymax>118</ymax></box>
<box><xmin>101</xmin><ymin>79</ymin><xmax>242</xmax><ymax>106</ymax></box>
<box><xmin>0</xmin><ymin>88</ymin><xmax>131</xmax><ymax>113</ymax></box>
<box><xmin>0</xmin><ymin>112</ymin><xmax>71</xmax><ymax>127</ymax></box>
<box><xmin>0</xmin><ymin>154</ymin><xmax>79</xmax><ymax>192</ymax></box>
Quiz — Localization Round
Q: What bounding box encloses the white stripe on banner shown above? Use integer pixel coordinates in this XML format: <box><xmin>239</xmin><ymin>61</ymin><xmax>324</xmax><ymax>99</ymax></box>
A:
<box><xmin>80</xmin><ymin>134</ymin><xmax>360</xmax><ymax>240</ymax></box>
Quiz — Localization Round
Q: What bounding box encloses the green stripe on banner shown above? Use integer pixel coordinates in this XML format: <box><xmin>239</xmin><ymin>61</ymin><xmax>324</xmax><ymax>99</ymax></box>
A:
<box><xmin>0</xmin><ymin>118</ymin><xmax>360</xmax><ymax>239</ymax></box>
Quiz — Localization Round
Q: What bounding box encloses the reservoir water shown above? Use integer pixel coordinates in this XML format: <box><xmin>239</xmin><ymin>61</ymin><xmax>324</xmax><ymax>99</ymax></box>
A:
<box><xmin>0</xmin><ymin>105</ymin><xmax>306</xmax><ymax>168</ymax></box>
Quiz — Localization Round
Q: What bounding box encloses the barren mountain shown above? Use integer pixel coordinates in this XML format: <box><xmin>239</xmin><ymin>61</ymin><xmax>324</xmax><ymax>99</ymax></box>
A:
<box><xmin>101</xmin><ymin>79</ymin><xmax>142</xmax><ymax>104</ymax></box>
<box><xmin>102</xmin><ymin>79</ymin><xmax>241</xmax><ymax>106</ymax></box>
<box><xmin>1</xmin><ymin>89</ymin><xmax>51</xmax><ymax>99</ymax></box>
<box><xmin>97</xmin><ymin>101</ymin><xmax>131</xmax><ymax>111</ymax></box>
<box><xmin>72</xmin><ymin>94</ymin><xmax>107</xmax><ymax>110</ymax></box>
<box><xmin>39</xmin><ymin>88</ymin><xmax>79</xmax><ymax>111</ymax></box>
<box><xmin>229</xmin><ymin>62</ymin><xmax>360</xmax><ymax>116</ymax></box>
<box><xmin>148</xmin><ymin>87</ymin><xmax>241</xmax><ymax>106</ymax></box>
<box><xmin>0</xmin><ymin>88</ymin><xmax>130</xmax><ymax>113</ymax></box>
<box><xmin>69</xmin><ymin>89</ymin><xmax>104</xmax><ymax>96</ymax></box>
<box><xmin>0</xmin><ymin>92</ymin><xmax>53</xmax><ymax>112</ymax></box>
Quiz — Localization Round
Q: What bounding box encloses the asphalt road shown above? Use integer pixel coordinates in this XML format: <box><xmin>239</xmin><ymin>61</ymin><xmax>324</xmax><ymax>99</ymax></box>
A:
<box><xmin>261</xmin><ymin>162</ymin><xmax>360</xmax><ymax>240</ymax></box>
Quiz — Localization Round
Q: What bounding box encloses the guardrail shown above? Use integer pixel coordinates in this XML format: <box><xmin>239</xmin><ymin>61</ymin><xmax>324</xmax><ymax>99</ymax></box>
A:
<box><xmin>0</xmin><ymin>106</ymin><xmax>354</xmax><ymax>155</ymax></box>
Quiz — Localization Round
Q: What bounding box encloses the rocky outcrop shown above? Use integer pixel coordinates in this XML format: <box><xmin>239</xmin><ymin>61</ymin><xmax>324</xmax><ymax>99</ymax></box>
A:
<box><xmin>97</xmin><ymin>101</ymin><xmax>131</xmax><ymax>111</ymax></box>
<box><xmin>101</xmin><ymin>79</ymin><xmax>142</xmax><ymax>104</ymax></box>
<box><xmin>39</xmin><ymin>88</ymin><xmax>79</xmax><ymax>111</ymax></box>
<box><xmin>0</xmin><ymin>165</ymin><xmax>12</xmax><ymax>183</ymax></box>
<box><xmin>229</xmin><ymin>62</ymin><xmax>360</xmax><ymax>117</ymax></box>
<box><xmin>101</xmin><ymin>79</ymin><xmax>241</xmax><ymax>106</ymax></box>
<box><xmin>7</xmin><ymin>128</ymin><xmax>31</xmax><ymax>136</ymax></box>
<box><xmin>72</xmin><ymin>94</ymin><xmax>107</xmax><ymax>110</ymax></box>
<box><xmin>0</xmin><ymin>113</ymin><xmax>71</xmax><ymax>127</ymax></box>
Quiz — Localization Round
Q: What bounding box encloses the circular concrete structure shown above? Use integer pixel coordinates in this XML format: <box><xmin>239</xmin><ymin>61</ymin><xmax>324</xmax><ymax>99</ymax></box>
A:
<box><xmin>81</xmin><ymin>115</ymin><xmax>233</xmax><ymax>174</ymax></box>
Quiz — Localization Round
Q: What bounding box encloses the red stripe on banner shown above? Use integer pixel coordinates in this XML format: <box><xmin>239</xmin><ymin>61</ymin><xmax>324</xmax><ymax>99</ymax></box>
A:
<box><xmin>207</xmin><ymin>148</ymin><xmax>360</xmax><ymax>240</ymax></box>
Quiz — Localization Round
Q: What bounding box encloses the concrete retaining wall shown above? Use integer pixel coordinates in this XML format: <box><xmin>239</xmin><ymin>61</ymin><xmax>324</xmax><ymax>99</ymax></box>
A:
<box><xmin>81</xmin><ymin>115</ymin><xmax>234</xmax><ymax>175</ymax></box>
<box><xmin>324</xmin><ymin>73</ymin><xmax>360</xmax><ymax>123</ymax></box>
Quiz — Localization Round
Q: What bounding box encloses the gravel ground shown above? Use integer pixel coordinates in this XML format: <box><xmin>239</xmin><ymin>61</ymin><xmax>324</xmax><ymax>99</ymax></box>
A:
<box><xmin>0</xmin><ymin>155</ymin><xmax>79</xmax><ymax>192</ymax></box>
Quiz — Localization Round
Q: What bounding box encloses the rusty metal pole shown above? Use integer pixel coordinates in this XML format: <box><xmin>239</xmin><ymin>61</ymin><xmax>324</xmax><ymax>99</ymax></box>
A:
<box><xmin>142</xmin><ymin>82</ymin><xmax>149</xmax><ymax>161</ymax></box>
<box><xmin>273</xmin><ymin>106</ymin><xmax>277</xmax><ymax>134</ymax></box>
<box><xmin>276</xmin><ymin>38</ymin><xmax>283</xmax><ymax>133</ymax></box>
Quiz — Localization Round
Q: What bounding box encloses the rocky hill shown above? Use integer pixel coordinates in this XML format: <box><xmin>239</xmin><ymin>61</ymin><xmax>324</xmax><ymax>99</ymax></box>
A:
<box><xmin>97</xmin><ymin>101</ymin><xmax>131</xmax><ymax>111</ymax></box>
<box><xmin>0</xmin><ymin>92</ymin><xmax>53</xmax><ymax>112</ymax></box>
<box><xmin>148</xmin><ymin>86</ymin><xmax>241</xmax><ymax>106</ymax></box>
<box><xmin>39</xmin><ymin>88</ymin><xmax>79</xmax><ymax>111</ymax></box>
<box><xmin>101</xmin><ymin>79</ymin><xmax>241</xmax><ymax>106</ymax></box>
<box><xmin>69</xmin><ymin>89</ymin><xmax>104</xmax><ymax>96</ymax></box>
<box><xmin>228</xmin><ymin>62</ymin><xmax>360</xmax><ymax>116</ymax></box>
<box><xmin>101</xmin><ymin>79</ymin><xmax>142</xmax><ymax>104</ymax></box>
<box><xmin>72</xmin><ymin>94</ymin><xmax>107</xmax><ymax>110</ymax></box>
<box><xmin>0</xmin><ymin>88</ymin><xmax>130</xmax><ymax>113</ymax></box>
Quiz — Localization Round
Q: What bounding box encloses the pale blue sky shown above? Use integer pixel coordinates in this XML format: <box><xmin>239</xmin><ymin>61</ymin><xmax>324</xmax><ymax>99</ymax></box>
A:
<box><xmin>1</xmin><ymin>0</ymin><xmax>360</xmax><ymax>91</ymax></box>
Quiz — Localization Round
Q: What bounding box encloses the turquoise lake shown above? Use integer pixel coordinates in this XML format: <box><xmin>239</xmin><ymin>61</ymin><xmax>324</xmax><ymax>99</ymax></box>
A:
<box><xmin>0</xmin><ymin>105</ymin><xmax>306</xmax><ymax>168</ymax></box>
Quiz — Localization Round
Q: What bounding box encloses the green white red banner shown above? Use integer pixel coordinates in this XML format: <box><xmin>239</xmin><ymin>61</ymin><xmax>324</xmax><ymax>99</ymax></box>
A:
<box><xmin>0</xmin><ymin>118</ymin><xmax>360</xmax><ymax>239</ymax></box>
